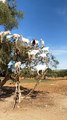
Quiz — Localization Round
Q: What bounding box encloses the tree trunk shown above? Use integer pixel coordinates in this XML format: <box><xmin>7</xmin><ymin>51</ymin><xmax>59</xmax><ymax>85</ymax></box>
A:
<box><xmin>0</xmin><ymin>75</ymin><xmax>16</xmax><ymax>87</ymax></box>
<box><xmin>0</xmin><ymin>75</ymin><xmax>9</xmax><ymax>87</ymax></box>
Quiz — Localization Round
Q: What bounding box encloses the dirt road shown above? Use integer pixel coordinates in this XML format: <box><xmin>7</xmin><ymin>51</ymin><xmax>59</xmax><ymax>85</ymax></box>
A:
<box><xmin>0</xmin><ymin>79</ymin><xmax>67</xmax><ymax>120</ymax></box>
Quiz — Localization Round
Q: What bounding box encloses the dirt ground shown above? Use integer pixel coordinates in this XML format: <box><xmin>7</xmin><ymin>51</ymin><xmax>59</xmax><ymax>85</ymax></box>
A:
<box><xmin>0</xmin><ymin>79</ymin><xmax>67</xmax><ymax>120</ymax></box>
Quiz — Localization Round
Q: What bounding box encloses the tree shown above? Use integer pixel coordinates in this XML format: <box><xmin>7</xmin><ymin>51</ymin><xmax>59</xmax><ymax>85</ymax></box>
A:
<box><xmin>0</xmin><ymin>34</ymin><xmax>59</xmax><ymax>105</ymax></box>
<box><xmin>0</xmin><ymin>35</ymin><xmax>59</xmax><ymax>85</ymax></box>
<box><xmin>0</xmin><ymin>0</ymin><xmax>23</xmax><ymax>30</ymax></box>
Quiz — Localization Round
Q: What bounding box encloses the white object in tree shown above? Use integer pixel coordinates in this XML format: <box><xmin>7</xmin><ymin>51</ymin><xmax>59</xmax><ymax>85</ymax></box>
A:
<box><xmin>42</xmin><ymin>47</ymin><xmax>49</xmax><ymax>51</ymax></box>
<box><xmin>40</xmin><ymin>38</ymin><xmax>45</xmax><ymax>48</ymax></box>
<box><xmin>0</xmin><ymin>0</ymin><xmax>6</xmax><ymax>3</ymax></box>
<box><xmin>34</xmin><ymin>64</ymin><xmax>47</xmax><ymax>75</ymax></box>
<box><xmin>21</xmin><ymin>36</ymin><xmax>30</xmax><ymax>45</ymax></box>
<box><xmin>28</xmin><ymin>49</ymin><xmax>39</xmax><ymax>59</ymax></box>
<box><xmin>31</xmin><ymin>39</ymin><xmax>39</xmax><ymax>47</ymax></box>
<box><xmin>15</xmin><ymin>61</ymin><xmax>21</xmax><ymax>73</ymax></box>
<box><xmin>38</xmin><ymin>53</ymin><xmax>47</xmax><ymax>58</ymax></box>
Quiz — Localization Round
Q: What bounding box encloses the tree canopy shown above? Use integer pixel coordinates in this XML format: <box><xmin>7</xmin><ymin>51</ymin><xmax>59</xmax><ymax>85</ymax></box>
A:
<box><xmin>0</xmin><ymin>39</ymin><xmax>29</xmax><ymax>76</ymax></box>
<box><xmin>0</xmin><ymin>0</ymin><xmax>23</xmax><ymax>30</ymax></box>
<box><xmin>0</xmin><ymin>34</ymin><xmax>59</xmax><ymax>76</ymax></box>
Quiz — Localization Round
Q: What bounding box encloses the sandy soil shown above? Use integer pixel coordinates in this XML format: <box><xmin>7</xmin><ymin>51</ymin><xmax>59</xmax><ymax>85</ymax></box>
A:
<box><xmin>0</xmin><ymin>79</ymin><xmax>67</xmax><ymax>120</ymax></box>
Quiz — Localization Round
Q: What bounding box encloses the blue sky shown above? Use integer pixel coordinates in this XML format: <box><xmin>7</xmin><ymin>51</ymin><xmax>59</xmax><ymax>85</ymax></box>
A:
<box><xmin>0</xmin><ymin>0</ymin><xmax>67</xmax><ymax>69</ymax></box>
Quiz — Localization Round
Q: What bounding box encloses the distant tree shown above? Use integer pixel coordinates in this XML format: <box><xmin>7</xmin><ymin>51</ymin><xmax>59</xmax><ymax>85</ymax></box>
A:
<box><xmin>56</xmin><ymin>70</ymin><xmax>67</xmax><ymax>77</ymax></box>
<box><xmin>0</xmin><ymin>0</ymin><xmax>23</xmax><ymax>30</ymax></box>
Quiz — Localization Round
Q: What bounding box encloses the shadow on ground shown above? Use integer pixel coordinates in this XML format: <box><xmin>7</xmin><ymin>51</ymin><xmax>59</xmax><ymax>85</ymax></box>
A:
<box><xmin>0</xmin><ymin>86</ymin><xmax>42</xmax><ymax>100</ymax></box>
